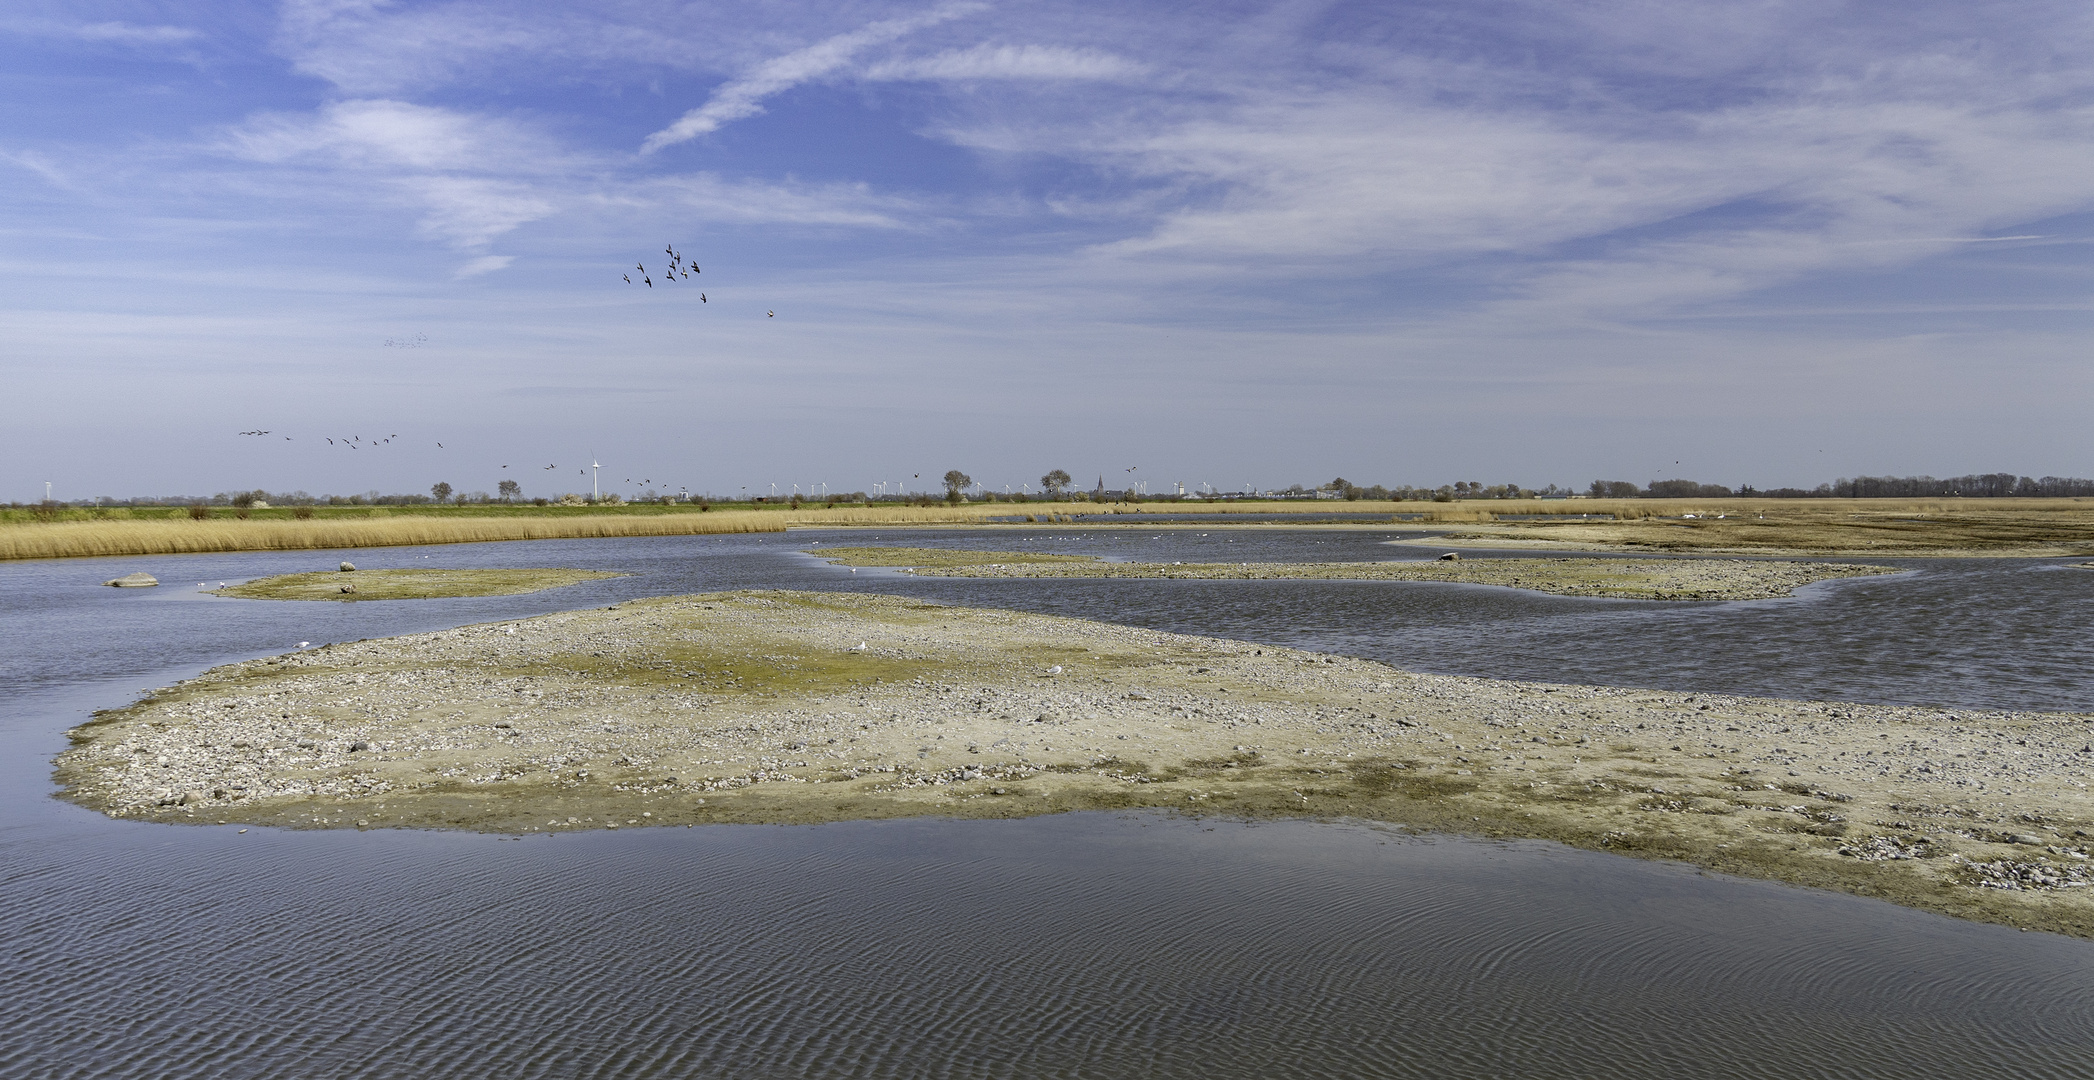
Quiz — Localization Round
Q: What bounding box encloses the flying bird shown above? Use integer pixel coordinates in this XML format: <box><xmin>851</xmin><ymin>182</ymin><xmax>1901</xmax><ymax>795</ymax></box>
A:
<box><xmin>624</xmin><ymin>274</ymin><xmax>631</xmax><ymax>283</ymax></box>
<box><xmin>700</xmin><ymin>293</ymin><xmax>706</xmax><ymax>303</ymax></box>
<box><xmin>767</xmin><ymin>310</ymin><xmax>774</xmax><ymax>318</ymax></box>
<box><xmin>644</xmin><ymin>277</ymin><xmax>652</xmax><ymax>287</ymax></box>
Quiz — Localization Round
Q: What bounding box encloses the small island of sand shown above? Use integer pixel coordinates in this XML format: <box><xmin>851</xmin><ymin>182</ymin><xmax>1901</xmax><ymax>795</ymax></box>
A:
<box><xmin>213</xmin><ymin>567</ymin><xmax>624</xmax><ymax>601</ymax></box>
<box><xmin>55</xmin><ymin>590</ymin><xmax>2094</xmax><ymax>937</ymax></box>
<box><xmin>813</xmin><ymin>546</ymin><xmax>1898</xmax><ymax>601</ymax></box>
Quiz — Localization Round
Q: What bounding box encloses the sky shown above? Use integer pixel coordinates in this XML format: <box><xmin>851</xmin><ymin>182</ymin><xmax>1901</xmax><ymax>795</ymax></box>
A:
<box><xmin>4</xmin><ymin>0</ymin><xmax>2093</xmax><ymax>502</ymax></box>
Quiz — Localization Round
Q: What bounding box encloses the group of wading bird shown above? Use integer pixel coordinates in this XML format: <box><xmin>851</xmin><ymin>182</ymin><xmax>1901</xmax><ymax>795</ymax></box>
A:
<box><xmin>626</xmin><ymin>243</ymin><xmax>772</xmax><ymax>318</ymax></box>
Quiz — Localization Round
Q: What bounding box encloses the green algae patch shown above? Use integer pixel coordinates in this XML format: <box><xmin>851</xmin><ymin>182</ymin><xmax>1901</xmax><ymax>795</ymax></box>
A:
<box><xmin>214</xmin><ymin>568</ymin><xmax>624</xmax><ymax>601</ymax></box>
<box><xmin>811</xmin><ymin>546</ymin><xmax>1099</xmax><ymax>568</ymax></box>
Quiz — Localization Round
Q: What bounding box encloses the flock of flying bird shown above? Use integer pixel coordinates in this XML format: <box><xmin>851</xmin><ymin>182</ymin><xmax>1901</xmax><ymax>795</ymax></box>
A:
<box><xmin>236</xmin><ymin>431</ymin><xmax>429</xmax><ymax>451</ymax></box>
<box><xmin>234</xmin><ymin>429</ymin><xmax>684</xmax><ymax>492</ymax></box>
<box><xmin>224</xmin><ymin>242</ymin><xmax>766</xmax><ymax>491</ymax></box>
<box><xmin>626</xmin><ymin>243</ymin><xmax>773</xmax><ymax>317</ymax></box>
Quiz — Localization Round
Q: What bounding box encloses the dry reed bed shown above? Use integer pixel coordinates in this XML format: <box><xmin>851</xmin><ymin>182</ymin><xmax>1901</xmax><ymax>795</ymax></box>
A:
<box><xmin>11</xmin><ymin>498</ymin><xmax>2093</xmax><ymax>561</ymax></box>
<box><xmin>0</xmin><ymin>514</ymin><xmax>784</xmax><ymax>561</ymax></box>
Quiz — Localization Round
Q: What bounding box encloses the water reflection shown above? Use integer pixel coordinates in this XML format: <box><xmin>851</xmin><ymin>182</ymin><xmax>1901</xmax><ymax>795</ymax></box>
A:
<box><xmin>2</xmin><ymin>532</ymin><xmax>2091</xmax><ymax>1079</ymax></box>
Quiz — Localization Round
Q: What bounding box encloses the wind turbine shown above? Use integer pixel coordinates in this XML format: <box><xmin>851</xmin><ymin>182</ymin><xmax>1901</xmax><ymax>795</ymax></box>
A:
<box><xmin>590</xmin><ymin>454</ymin><xmax>601</xmax><ymax>501</ymax></box>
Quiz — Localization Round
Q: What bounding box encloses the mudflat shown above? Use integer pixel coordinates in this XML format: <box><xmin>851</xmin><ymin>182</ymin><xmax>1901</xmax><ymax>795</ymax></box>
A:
<box><xmin>815</xmin><ymin>546</ymin><xmax>1897</xmax><ymax>600</ymax></box>
<box><xmin>213</xmin><ymin>568</ymin><xmax>624</xmax><ymax>601</ymax></box>
<box><xmin>56</xmin><ymin>590</ymin><xmax>2094</xmax><ymax>936</ymax></box>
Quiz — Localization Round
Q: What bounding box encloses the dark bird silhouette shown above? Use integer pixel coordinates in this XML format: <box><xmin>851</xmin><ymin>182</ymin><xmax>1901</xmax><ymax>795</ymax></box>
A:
<box><xmin>624</xmin><ymin>274</ymin><xmax>631</xmax><ymax>283</ymax></box>
<box><xmin>644</xmin><ymin>277</ymin><xmax>652</xmax><ymax>287</ymax></box>
<box><xmin>700</xmin><ymin>293</ymin><xmax>706</xmax><ymax>302</ymax></box>
<box><xmin>437</xmin><ymin>443</ymin><xmax>443</xmax><ymax>449</ymax></box>
<box><xmin>767</xmin><ymin>310</ymin><xmax>774</xmax><ymax>317</ymax></box>
<box><xmin>327</xmin><ymin>438</ymin><xmax>334</xmax><ymax>445</ymax></box>
<box><xmin>637</xmin><ymin>263</ymin><xmax>644</xmax><ymax>272</ymax></box>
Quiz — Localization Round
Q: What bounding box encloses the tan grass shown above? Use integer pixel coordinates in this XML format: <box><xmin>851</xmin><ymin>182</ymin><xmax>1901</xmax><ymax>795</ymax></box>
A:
<box><xmin>12</xmin><ymin>497</ymin><xmax>2092</xmax><ymax>560</ymax></box>
<box><xmin>0</xmin><ymin>513</ymin><xmax>783</xmax><ymax>561</ymax></box>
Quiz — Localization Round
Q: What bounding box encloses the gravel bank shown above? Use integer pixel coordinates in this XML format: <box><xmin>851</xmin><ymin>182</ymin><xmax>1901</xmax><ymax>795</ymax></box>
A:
<box><xmin>55</xmin><ymin>590</ymin><xmax>2094</xmax><ymax>936</ymax></box>
<box><xmin>816</xmin><ymin>547</ymin><xmax>1896</xmax><ymax>600</ymax></box>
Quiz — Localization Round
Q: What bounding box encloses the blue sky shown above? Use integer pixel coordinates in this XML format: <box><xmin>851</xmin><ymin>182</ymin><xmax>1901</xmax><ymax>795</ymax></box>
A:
<box><xmin>4</xmin><ymin>0</ymin><xmax>2092</xmax><ymax>501</ymax></box>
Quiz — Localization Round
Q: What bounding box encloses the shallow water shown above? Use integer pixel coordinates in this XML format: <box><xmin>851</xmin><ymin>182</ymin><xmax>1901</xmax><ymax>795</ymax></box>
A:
<box><xmin>4</xmin><ymin>531</ymin><xmax>2092</xmax><ymax>1078</ymax></box>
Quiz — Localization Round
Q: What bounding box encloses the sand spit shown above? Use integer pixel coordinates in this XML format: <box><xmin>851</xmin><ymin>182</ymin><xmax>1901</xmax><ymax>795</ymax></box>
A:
<box><xmin>213</xmin><ymin>568</ymin><xmax>624</xmax><ymax>602</ymax></box>
<box><xmin>815</xmin><ymin>547</ymin><xmax>1895</xmax><ymax>601</ymax></box>
<box><xmin>55</xmin><ymin>590</ymin><xmax>2094</xmax><ymax>935</ymax></box>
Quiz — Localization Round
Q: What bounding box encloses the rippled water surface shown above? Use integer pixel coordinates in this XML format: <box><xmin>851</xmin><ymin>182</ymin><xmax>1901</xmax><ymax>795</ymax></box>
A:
<box><xmin>4</xmin><ymin>531</ymin><xmax>2092</xmax><ymax>1078</ymax></box>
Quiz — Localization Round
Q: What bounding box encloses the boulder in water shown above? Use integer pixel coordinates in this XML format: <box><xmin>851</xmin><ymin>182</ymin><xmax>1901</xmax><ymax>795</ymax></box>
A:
<box><xmin>104</xmin><ymin>572</ymin><xmax>158</xmax><ymax>588</ymax></box>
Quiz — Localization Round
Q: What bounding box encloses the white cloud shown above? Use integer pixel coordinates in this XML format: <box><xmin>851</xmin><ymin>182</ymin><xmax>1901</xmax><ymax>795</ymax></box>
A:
<box><xmin>634</xmin><ymin>173</ymin><xmax>915</xmax><ymax>228</ymax></box>
<box><xmin>223</xmin><ymin>99</ymin><xmax>557</xmax><ymax>172</ymax></box>
<box><xmin>220</xmin><ymin>100</ymin><xmax>561</xmax><ymax>249</ymax></box>
<box><xmin>405</xmin><ymin>177</ymin><xmax>552</xmax><ymax>248</ymax></box>
<box><xmin>454</xmin><ymin>254</ymin><xmax>515</xmax><ymax>277</ymax></box>
<box><xmin>865</xmin><ymin>44</ymin><xmax>1143</xmax><ymax>82</ymax></box>
<box><xmin>640</xmin><ymin>3</ymin><xmax>984</xmax><ymax>153</ymax></box>
<box><xmin>0</xmin><ymin>18</ymin><xmax>200</xmax><ymax>45</ymax></box>
<box><xmin>0</xmin><ymin>148</ymin><xmax>69</xmax><ymax>188</ymax></box>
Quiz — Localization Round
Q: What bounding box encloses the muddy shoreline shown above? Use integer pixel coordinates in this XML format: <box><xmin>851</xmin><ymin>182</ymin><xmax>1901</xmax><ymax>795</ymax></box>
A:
<box><xmin>55</xmin><ymin>590</ymin><xmax>2094</xmax><ymax>937</ymax></box>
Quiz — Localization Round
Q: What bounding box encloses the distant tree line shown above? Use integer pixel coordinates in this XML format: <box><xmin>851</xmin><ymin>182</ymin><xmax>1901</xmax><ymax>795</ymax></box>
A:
<box><xmin>18</xmin><ymin>470</ymin><xmax>2094</xmax><ymax>512</ymax></box>
<box><xmin>1586</xmin><ymin>473</ymin><xmax>2094</xmax><ymax>499</ymax></box>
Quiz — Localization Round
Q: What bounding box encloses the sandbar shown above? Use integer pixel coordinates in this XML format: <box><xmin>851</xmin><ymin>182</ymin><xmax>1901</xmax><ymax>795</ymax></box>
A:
<box><xmin>213</xmin><ymin>568</ymin><xmax>624</xmax><ymax>601</ymax></box>
<box><xmin>815</xmin><ymin>546</ymin><xmax>1896</xmax><ymax>601</ymax></box>
<box><xmin>55</xmin><ymin>590</ymin><xmax>2094</xmax><ymax>937</ymax></box>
